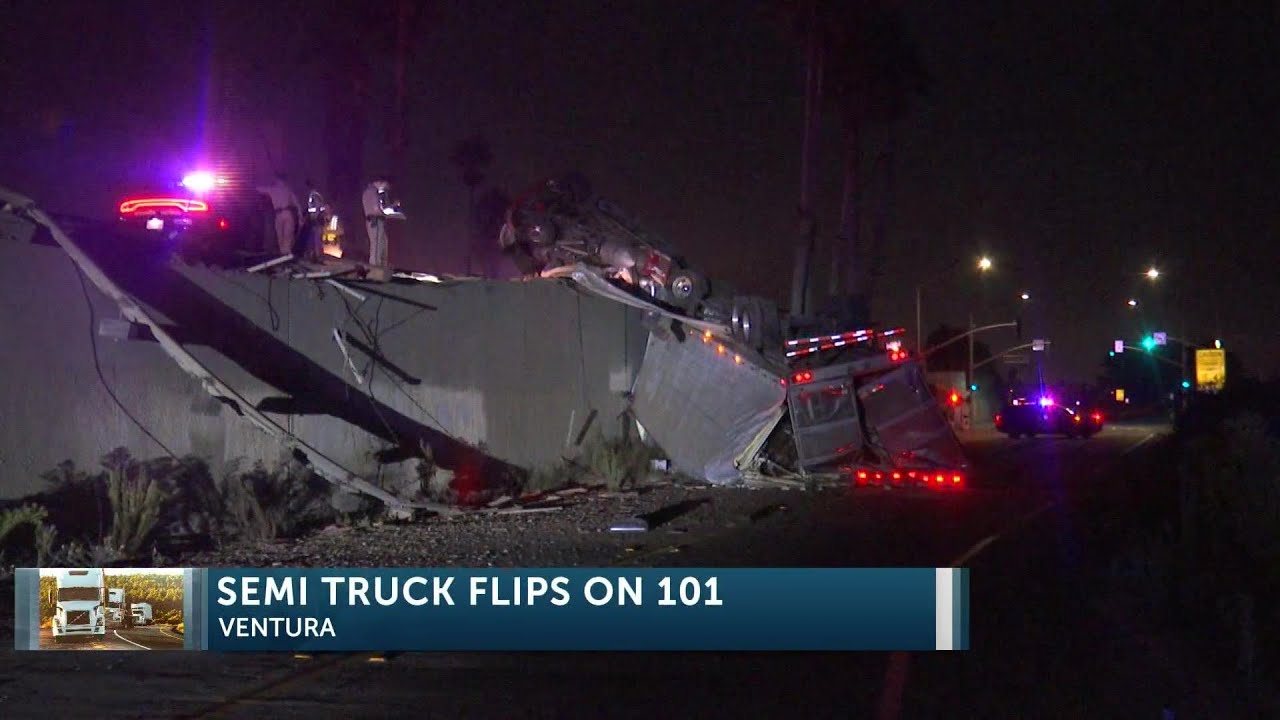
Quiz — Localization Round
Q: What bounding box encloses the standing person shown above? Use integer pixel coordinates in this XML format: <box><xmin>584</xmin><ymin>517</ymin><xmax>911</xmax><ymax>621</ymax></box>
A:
<box><xmin>256</xmin><ymin>172</ymin><xmax>301</xmax><ymax>256</ymax></box>
<box><xmin>301</xmin><ymin>180</ymin><xmax>328</xmax><ymax>261</ymax></box>
<box><xmin>362</xmin><ymin>177</ymin><xmax>404</xmax><ymax>268</ymax></box>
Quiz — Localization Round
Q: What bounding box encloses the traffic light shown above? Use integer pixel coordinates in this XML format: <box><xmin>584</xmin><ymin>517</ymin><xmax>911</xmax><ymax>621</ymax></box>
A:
<box><xmin>1108</xmin><ymin>351</ymin><xmax>1115</xmax><ymax>357</ymax></box>
<box><xmin>1141</xmin><ymin>335</ymin><xmax>1156</xmax><ymax>351</ymax></box>
<box><xmin>1181</xmin><ymin>380</ymin><xmax>1191</xmax><ymax>389</ymax></box>
<box><xmin>947</xmin><ymin>390</ymin><xmax>962</xmax><ymax>406</ymax></box>
<box><xmin>968</xmin><ymin>383</ymin><xmax>978</xmax><ymax>392</ymax></box>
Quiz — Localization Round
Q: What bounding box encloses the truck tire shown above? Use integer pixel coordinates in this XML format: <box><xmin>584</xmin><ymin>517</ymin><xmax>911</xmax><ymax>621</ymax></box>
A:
<box><xmin>668</xmin><ymin>267</ymin><xmax>706</xmax><ymax>313</ymax></box>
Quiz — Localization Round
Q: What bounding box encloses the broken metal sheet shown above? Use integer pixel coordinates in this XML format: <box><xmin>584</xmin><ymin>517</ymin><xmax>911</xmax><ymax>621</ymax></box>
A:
<box><xmin>631</xmin><ymin>331</ymin><xmax>786</xmax><ymax>485</ymax></box>
<box><xmin>857</xmin><ymin>362</ymin><xmax>970</xmax><ymax>471</ymax></box>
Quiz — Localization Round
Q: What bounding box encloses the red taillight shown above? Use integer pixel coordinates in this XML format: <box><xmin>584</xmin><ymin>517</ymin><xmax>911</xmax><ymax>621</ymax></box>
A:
<box><xmin>994</xmin><ymin>413</ymin><xmax>1002</xmax><ymax>425</ymax></box>
<box><xmin>217</xmin><ymin>218</ymin><xmax>229</xmax><ymax>230</ymax></box>
<box><xmin>952</xmin><ymin>474</ymin><xmax>962</xmax><ymax>485</ymax></box>
<box><xmin>792</xmin><ymin>370</ymin><xmax>814</xmax><ymax>384</ymax></box>
<box><xmin>935</xmin><ymin>474</ymin><xmax>944</xmax><ymax>484</ymax></box>
<box><xmin>1091</xmin><ymin>412</ymin><xmax>1102</xmax><ymax>422</ymax></box>
<box><xmin>891</xmin><ymin>471</ymin><xmax>903</xmax><ymax>483</ymax></box>
<box><xmin>119</xmin><ymin>197</ymin><xmax>209</xmax><ymax>214</ymax></box>
<box><xmin>948</xmin><ymin>392</ymin><xmax>961</xmax><ymax>406</ymax></box>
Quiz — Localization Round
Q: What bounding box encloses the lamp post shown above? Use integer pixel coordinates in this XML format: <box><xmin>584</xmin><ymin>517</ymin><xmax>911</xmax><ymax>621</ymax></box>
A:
<box><xmin>916</xmin><ymin>255</ymin><xmax>993</xmax><ymax>359</ymax></box>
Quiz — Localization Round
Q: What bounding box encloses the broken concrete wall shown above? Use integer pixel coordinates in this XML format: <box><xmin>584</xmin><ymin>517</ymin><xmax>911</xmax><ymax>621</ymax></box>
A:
<box><xmin>169</xmin><ymin>263</ymin><xmax>651</xmax><ymax>474</ymax></box>
<box><xmin>0</xmin><ymin>240</ymin><xmax>276</xmax><ymax>498</ymax></box>
<box><xmin>0</xmin><ymin>230</ymin><xmax>649</xmax><ymax>500</ymax></box>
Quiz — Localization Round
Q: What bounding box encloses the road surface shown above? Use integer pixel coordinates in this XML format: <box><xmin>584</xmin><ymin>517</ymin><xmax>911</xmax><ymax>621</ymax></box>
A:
<box><xmin>1</xmin><ymin>421</ymin><xmax>1267</xmax><ymax>718</ymax></box>
<box><xmin>36</xmin><ymin>625</ymin><xmax>185</xmax><ymax>651</ymax></box>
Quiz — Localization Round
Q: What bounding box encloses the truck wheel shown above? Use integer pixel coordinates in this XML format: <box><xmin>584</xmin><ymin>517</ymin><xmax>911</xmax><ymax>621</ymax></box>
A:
<box><xmin>668</xmin><ymin>268</ymin><xmax>706</xmax><ymax>312</ymax></box>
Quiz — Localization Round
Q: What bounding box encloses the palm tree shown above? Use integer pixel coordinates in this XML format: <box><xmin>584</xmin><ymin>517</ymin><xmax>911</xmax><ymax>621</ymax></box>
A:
<box><xmin>449</xmin><ymin>135</ymin><xmax>494</xmax><ymax>219</ymax></box>
<box><xmin>824</xmin><ymin>3</ymin><xmax>930</xmax><ymax>305</ymax></box>
<box><xmin>773</xmin><ymin>1</ymin><xmax>929</xmax><ymax>320</ymax></box>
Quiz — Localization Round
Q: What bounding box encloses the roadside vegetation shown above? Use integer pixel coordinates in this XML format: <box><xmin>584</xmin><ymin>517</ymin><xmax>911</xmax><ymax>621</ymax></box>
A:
<box><xmin>1097</xmin><ymin>378</ymin><xmax>1280</xmax><ymax>694</ymax></box>
<box><xmin>0</xmin><ymin>448</ymin><xmax>343</xmax><ymax>572</ymax></box>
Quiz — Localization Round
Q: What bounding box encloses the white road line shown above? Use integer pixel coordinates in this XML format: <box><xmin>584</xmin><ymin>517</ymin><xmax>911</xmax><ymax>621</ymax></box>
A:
<box><xmin>1121</xmin><ymin>433</ymin><xmax>1157</xmax><ymax>455</ymax></box>
<box><xmin>114</xmin><ymin>630</ymin><xmax>151</xmax><ymax>650</ymax></box>
<box><xmin>877</xmin><ymin>429</ymin><xmax>1168</xmax><ymax>720</ymax></box>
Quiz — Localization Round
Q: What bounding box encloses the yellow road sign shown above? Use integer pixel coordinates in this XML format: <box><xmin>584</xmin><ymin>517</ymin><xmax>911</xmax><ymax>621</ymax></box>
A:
<box><xmin>1195</xmin><ymin>349</ymin><xmax>1226</xmax><ymax>392</ymax></box>
<box><xmin>1114</xmin><ymin>388</ymin><xmax>1125</xmax><ymax>402</ymax></box>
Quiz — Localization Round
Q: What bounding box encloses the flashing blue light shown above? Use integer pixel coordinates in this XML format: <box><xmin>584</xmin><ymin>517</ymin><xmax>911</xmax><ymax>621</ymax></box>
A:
<box><xmin>181</xmin><ymin>171</ymin><xmax>217</xmax><ymax>193</ymax></box>
<box><xmin>1039</xmin><ymin>396</ymin><xmax>1054</xmax><ymax>407</ymax></box>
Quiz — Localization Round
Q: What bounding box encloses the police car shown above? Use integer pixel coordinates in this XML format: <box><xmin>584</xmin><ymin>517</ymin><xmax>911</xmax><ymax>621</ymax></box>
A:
<box><xmin>994</xmin><ymin>395</ymin><xmax>1104</xmax><ymax>439</ymax></box>
<box><xmin>117</xmin><ymin>171</ymin><xmax>269</xmax><ymax>256</ymax></box>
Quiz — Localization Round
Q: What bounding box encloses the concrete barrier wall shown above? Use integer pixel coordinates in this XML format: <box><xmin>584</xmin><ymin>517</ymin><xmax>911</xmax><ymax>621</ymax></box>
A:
<box><xmin>0</xmin><ymin>231</ymin><xmax>649</xmax><ymax>500</ymax></box>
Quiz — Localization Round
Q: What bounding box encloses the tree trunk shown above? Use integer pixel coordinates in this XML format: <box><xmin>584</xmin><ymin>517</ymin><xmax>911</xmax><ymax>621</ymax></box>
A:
<box><xmin>835</xmin><ymin>117</ymin><xmax>861</xmax><ymax>299</ymax></box>
<box><xmin>865</xmin><ymin>121</ymin><xmax>896</xmax><ymax>303</ymax></box>
<box><xmin>790</xmin><ymin>1</ymin><xmax>822</xmax><ymax>318</ymax></box>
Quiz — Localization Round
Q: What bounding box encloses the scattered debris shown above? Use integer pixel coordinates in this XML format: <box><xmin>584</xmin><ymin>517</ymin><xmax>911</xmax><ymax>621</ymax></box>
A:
<box><xmin>609</xmin><ymin>518</ymin><xmax>650</xmax><ymax>533</ymax></box>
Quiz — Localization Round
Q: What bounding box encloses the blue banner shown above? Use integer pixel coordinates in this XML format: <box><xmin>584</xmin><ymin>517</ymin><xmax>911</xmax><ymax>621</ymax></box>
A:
<box><xmin>200</xmin><ymin>568</ymin><xmax>969</xmax><ymax>652</ymax></box>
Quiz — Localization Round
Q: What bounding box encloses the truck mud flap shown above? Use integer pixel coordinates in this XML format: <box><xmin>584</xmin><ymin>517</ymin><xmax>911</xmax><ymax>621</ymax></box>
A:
<box><xmin>630</xmin><ymin>332</ymin><xmax>786</xmax><ymax>485</ymax></box>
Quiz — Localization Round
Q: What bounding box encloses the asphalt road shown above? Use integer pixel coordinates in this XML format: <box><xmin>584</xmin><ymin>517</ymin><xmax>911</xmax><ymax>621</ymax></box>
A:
<box><xmin>4</xmin><ymin>421</ymin><xmax>1262</xmax><ymax>718</ymax></box>
<box><xmin>36</xmin><ymin>625</ymin><xmax>185</xmax><ymax>651</ymax></box>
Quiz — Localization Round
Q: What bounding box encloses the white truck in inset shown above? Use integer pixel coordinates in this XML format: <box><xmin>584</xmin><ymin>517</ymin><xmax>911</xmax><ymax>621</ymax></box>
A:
<box><xmin>52</xmin><ymin>569</ymin><xmax>106</xmax><ymax>642</ymax></box>
<box><xmin>130</xmin><ymin>602</ymin><xmax>153</xmax><ymax>626</ymax></box>
<box><xmin>106</xmin><ymin>588</ymin><xmax>126</xmax><ymax>624</ymax></box>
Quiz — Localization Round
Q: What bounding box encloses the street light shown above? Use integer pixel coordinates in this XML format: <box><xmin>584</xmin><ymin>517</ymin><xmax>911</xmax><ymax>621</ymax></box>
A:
<box><xmin>915</xmin><ymin>255</ymin><xmax>993</xmax><ymax>355</ymax></box>
<box><xmin>1146</xmin><ymin>267</ymin><xmax>1160</xmax><ymax>280</ymax></box>
<box><xmin>1127</xmin><ymin>298</ymin><xmax>1139</xmax><ymax>307</ymax></box>
<box><xmin>1020</xmin><ymin>292</ymin><xmax>1030</xmax><ymax>301</ymax></box>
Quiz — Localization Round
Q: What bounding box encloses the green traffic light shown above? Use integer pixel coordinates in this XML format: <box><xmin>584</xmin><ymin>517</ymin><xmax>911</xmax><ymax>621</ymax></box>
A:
<box><xmin>1108</xmin><ymin>351</ymin><xmax>1115</xmax><ymax>357</ymax></box>
<box><xmin>1141</xmin><ymin>336</ymin><xmax>1156</xmax><ymax>351</ymax></box>
<box><xmin>969</xmin><ymin>383</ymin><xmax>978</xmax><ymax>392</ymax></box>
<box><xmin>1181</xmin><ymin>380</ymin><xmax>1191</xmax><ymax>389</ymax></box>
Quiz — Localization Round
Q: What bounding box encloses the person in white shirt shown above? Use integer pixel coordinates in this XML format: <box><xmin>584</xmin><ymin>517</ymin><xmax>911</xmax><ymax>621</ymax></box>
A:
<box><xmin>361</xmin><ymin>178</ymin><xmax>404</xmax><ymax>267</ymax></box>
<box><xmin>256</xmin><ymin>173</ymin><xmax>301</xmax><ymax>256</ymax></box>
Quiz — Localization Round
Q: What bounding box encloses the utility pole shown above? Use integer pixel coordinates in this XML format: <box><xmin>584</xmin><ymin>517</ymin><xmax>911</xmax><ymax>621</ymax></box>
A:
<box><xmin>966</xmin><ymin>313</ymin><xmax>975</xmax><ymax>431</ymax></box>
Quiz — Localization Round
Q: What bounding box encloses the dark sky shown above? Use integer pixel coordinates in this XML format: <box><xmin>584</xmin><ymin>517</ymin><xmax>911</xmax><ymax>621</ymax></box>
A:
<box><xmin>3</xmin><ymin>0</ymin><xmax>1277</xmax><ymax>381</ymax></box>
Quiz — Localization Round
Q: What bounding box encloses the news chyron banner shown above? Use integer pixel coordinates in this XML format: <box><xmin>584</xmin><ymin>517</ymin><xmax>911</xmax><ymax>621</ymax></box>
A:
<box><xmin>15</xmin><ymin>568</ymin><xmax>969</xmax><ymax>651</ymax></box>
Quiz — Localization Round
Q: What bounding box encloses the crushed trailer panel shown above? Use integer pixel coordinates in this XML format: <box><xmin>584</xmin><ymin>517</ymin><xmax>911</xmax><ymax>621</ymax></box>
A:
<box><xmin>630</xmin><ymin>331</ymin><xmax>787</xmax><ymax>485</ymax></box>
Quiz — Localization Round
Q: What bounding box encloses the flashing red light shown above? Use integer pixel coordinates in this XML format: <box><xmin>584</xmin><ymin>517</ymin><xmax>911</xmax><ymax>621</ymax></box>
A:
<box><xmin>948</xmin><ymin>391</ymin><xmax>961</xmax><ymax>406</ymax></box>
<box><xmin>119</xmin><ymin>197</ymin><xmax>209</xmax><ymax>214</ymax></box>
<box><xmin>792</xmin><ymin>370</ymin><xmax>814</xmax><ymax>384</ymax></box>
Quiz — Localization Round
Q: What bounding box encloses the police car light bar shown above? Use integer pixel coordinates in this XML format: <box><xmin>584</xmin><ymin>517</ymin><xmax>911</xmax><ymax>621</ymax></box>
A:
<box><xmin>119</xmin><ymin>197</ymin><xmax>209</xmax><ymax>214</ymax></box>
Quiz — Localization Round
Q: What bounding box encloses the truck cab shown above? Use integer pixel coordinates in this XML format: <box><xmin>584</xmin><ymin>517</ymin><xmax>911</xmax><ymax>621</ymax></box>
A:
<box><xmin>52</xmin><ymin>569</ymin><xmax>106</xmax><ymax>642</ymax></box>
<box><xmin>131</xmin><ymin>602</ymin><xmax>153</xmax><ymax>626</ymax></box>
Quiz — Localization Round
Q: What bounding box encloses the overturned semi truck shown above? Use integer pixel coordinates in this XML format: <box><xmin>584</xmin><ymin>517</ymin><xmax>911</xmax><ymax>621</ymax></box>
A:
<box><xmin>512</xmin><ymin>175</ymin><xmax>970</xmax><ymax>488</ymax></box>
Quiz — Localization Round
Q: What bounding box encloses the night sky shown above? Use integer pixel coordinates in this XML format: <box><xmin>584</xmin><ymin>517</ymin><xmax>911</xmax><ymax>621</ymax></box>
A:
<box><xmin>3</xmin><ymin>0</ymin><xmax>1277</xmax><ymax>381</ymax></box>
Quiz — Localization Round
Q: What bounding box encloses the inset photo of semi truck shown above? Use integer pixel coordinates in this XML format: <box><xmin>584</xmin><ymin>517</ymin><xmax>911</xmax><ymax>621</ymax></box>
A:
<box><xmin>38</xmin><ymin>568</ymin><xmax>187</xmax><ymax>650</ymax></box>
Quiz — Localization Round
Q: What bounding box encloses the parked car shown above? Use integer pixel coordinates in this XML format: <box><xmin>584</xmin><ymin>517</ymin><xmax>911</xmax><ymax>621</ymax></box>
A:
<box><xmin>995</xmin><ymin>397</ymin><xmax>1104</xmax><ymax>439</ymax></box>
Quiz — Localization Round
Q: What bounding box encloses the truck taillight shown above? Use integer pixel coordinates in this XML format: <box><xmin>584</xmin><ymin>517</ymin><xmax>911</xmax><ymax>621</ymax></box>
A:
<box><xmin>792</xmin><ymin>370</ymin><xmax>813</xmax><ymax>384</ymax></box>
